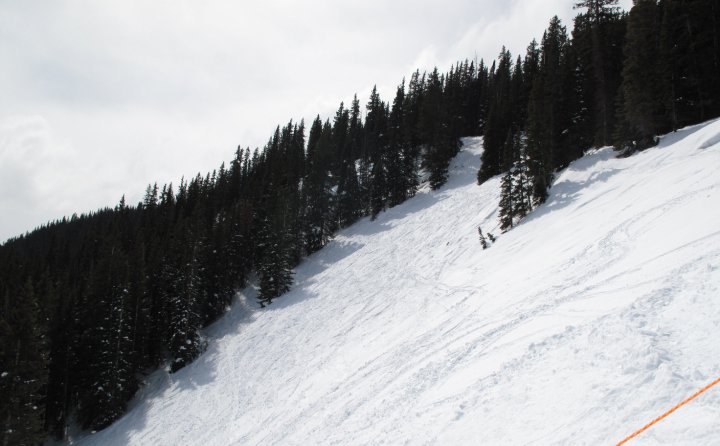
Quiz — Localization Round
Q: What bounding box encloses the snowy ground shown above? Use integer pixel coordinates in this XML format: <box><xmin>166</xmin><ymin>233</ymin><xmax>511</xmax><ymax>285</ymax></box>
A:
<box><xmin>71</xmin><ymin>119</ymin><xmax>720</xmax><ymax>446</ymax></box>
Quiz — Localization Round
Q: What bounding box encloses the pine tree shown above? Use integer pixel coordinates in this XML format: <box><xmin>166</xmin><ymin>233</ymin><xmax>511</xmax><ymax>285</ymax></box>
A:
<box><xmin>0</xmin><ymin>280</ymin><xmax>48</xmax><ymax>446</ymax></box>
<box><xmin>498</xmin><ymin>131</ymin><xmax>516</xmax><ymax>232</ymax></box>
<box><xmin>512</xmin><ymin>133</ymin><xmax>532</xmax><ymax>220</ymax></box>
<box><xmin>525</xmin><ymin>16</ymin><xmax>570</xmax><ymax>204</ymax></box>
<box><xmin>617</xmin><ymin>0</ymin><xmax>666</xmax><ymax>151</ymax></box>
<box><xmin>72</xmin><ymin>232</ymin><xmax>138</xmax><ymax>431</ymax></box>
<box><xmin>399</xmin><ymin>75</ymin><xmax>421</xmax><ymax>198</ymax></box>
<box><xmin>478</xmin><ymin>227</ymin><xmax>489</xmax><ymax>249</ymax></box>
<box><xmin>345</xmin><ymin>93</ymin><xmax>368</xmax><ymax>218</ymax></box>
<box><xmin>364</xmin><ymin>86</ymin><xmax>386</xmax><ymax>160</ymax></box>
<box><xmin>86</xmin><ymin>282</ymin><xmax>136</xmax><ymax>428</ymax></box>
<box><xmin>523</xmin><ymin>40</ymin><xmax>541</xmax><ymax>108</ymax></box>
<box><xmin>387</xmin><ymin>83</ymin><xmax>410</xmax><ymax>207</ymax></box>
<box><xmin>498</xmin><ymin>169</ymin><xmax>515</xmax><ymax>232</ymax></box>
<box><xmin>256</xmin><ymin>219</ymin><xmax>294</xmax><ymax>307</ymax></box>
<box><xmin>422</xmin><ymin>68</ymin><xmax>458</xmax><ymax>190</ymax></box>
<box><xmin>405</xmin><ymin>70</ymin><xmax>425</xmax><ymax>149</ymax></box>
<box><xmin>347</xmin><ymin>94</ymin><xmax>364</xmax><ymax>161</ymax></box>
<box><xmin>659</xmin><ymin>0</ymin><xmax>720</xmax><ymax>128</ymax></box>
<box><xmin>225</xmin><ymin>203</ymin><xmax>253</xmax><ymax>287</ymax></box>
<box><xmin>336</xmin><ymin>160</ymin><xmax>362</xmax><ymax>227</ymax></box>
<box><xmin>478</xmin><ymin>48</ymin><xmax>514</xmax><ymax>184</ymax></box>
<box><xmin>330</xmin><ymin>103</ymin><xmax>350</xmax><ymax>176</ymax></box>
<box><xmin>573</xmin><ymin>0</ymin><xmax>624</xmax><ymax>146</ymax></box>
<box><xmin>369</xmin><ymin>154</ymin><xmax>387</xmax><ymax>219</ymax></box>
<box><xmin>167</xmin><ymin>233</ymin><xmax>206</xmax><ymax>373</ymax></box>
<box><xmin>357</xmin><ymin>156</ymin><xmax>372</xmax><ymax>216</ymax></box>
<box><xmin>303</xmin><ymin>118</ymin><xmax>335</xmax><ymax>254</ymax></box>
<box><xmin>364</xmin><ymin>87</ymin><xmax>390</xmax><ymax>217</ymax></box>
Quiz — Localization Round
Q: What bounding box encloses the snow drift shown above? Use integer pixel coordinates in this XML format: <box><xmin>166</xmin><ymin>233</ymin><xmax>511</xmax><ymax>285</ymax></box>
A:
<box><xmin>71</xmin><ymin>119</ymin><xmax>720</xmax><ymax>445</ymax></box>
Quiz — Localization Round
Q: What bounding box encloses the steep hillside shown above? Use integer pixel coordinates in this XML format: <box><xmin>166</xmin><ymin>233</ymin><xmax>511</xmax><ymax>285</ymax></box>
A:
<box><xmin>72</xmin><ymin>119</ymin><xmax>720</xmax><ymax>445</ymax></box>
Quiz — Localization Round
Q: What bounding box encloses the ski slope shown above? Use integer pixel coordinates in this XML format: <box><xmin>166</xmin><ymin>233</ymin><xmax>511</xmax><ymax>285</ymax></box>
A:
<box><xmin>71</xmin><ymin>119</ymin><xmax>720</xmax><ymax>446</ymax></box>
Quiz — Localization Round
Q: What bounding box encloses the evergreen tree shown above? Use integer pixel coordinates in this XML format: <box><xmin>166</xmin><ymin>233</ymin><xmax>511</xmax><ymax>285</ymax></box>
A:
<box><xmin>365</xmin><ymin>87</ymin><xmax>390</xmax><ymax>217</ymax></box>
<box><xmin>497</xmin><ymin>129</ymin><xmax>532</xmax><ymax>231</ymax></box>
<box><xmin>364</xmin><ymin>86</ymin><xmax>386</xmax><ymax>160</ymax></box>
<box><xmin>332</xmin><ymin>103</ymin><xmax>350</xmax><ymax>175</ymax></box>
<box><xmin>616</xmin><ymin>0</ymin><xmax>666</xmax><ymax>151</ymax></box>
<box><xmin>405</xmin><ymin>71</ymin><xmax>425</xmax><ymax>149</ymax></box>
<box><xmin>523</xmin><ymin>40</ymin><xmax>541</xmax><ymax>108</ymax></box>
<box><xmin>475</xmin><ymin>60</ymin><xmax>491</xmax><ymax>134</ymax></box>
<box><xmin>369</xmin><ymin>140</ymin><xmax>388</xmax><ymax>220</ymax></box>
<box><xmin>478</xmin><ymin>48</ymin><xmax>514</xmax><ymax>184</ymax></box>
<box><xmin>167</xmin><ymin>232</ymin><xmax>206</xmax><ymax>373</ymax></box>
<box><xmin>357</xmin><ymin>156</ymin><xmax>372</xmax><ymax>216</ymax></box>
<box><xmin>347</xmin><ymin>94</ymin><xmax>364</xmax><ymax>161</ymax></box>
<box><xmin>498</xmin><ymin>131</ymin><xmax>516</xmax><ymax>232</ymax></box>
<box><xmin>512</xmin><ymin>133</ymin><xmax>532</xmax><ymax>220</ymax></box>
<box><xmin>85</xmin><ymin>282</ymin><xmax>136</xmax><ymax>428</ymax></box>
<box><xmin>336</xmin><ymin>160</ymin><xmax>362</xmax><ymax>227</ymax></box>
<box><xmin>422</xmin><ymin>68</ymin><xmax>459</xmax><ymax>189</ymax></box>
<box><xmin>399</xmin><ymin>75</ymin><xmax>421</xmax><ymax>198</ymax></box>
<box><xmin>478</xmin><ymin>227</ymin><xmax>489</xmax><ymax>249</ymax></box>
<box><xmin>525</xmin><ymin>17</ymin><xmax>571</xmax><ymax>204</ymax></box>
<box><xmin>255</xmin><ymin>218</ymin><xmax>294</xmax><ymax>307</ymax></box>
<box><xmin>573</xmin><ymin>0</ymin><xmax>625</xmax><ymax>146</ymax></box>
<box><xmin>387</xmin><ymin>83</ymin><xmax>410</xmax><ymax>207</ymax></box>
<box><xmin>71</xmin><ymin>230</ymin><xmax>139</xmax><ymax>430</ymax></box>
<box><xmin>420</xmin><ymin>68</ymin><xmax>445</xmax><ymax>188</ymax></box>
<box><xmin>660</xmin><ymin>0</ymin><xmax>720</xmax><ymax>128</ymax></box>
<box><xmin>0</xmin><ymin>280</ymin><xmax>48</xmax><ymax>446</ymax></box>
<box><xmin>303</xmin><ymin>118</ymin><xmax>335</xmax><ymax>253</ymax></box>
<box><xmin>498</xmin><ymin>169</ymin><xmax>515</xmax><ymax>232</ymax></box>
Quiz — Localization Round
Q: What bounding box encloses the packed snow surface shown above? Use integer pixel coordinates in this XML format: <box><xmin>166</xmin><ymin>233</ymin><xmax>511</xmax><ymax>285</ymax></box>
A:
<box><xmin>73</xmin><ymin>120</ymin><xmax>720</xmax><ymax>445</ymax></box>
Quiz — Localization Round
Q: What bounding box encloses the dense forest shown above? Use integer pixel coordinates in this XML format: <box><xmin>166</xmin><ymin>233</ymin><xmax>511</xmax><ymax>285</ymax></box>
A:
<box><xmin>1</xmin><ymin>1</ymin><xmax>718</xmax><ymax>444</ymax></box>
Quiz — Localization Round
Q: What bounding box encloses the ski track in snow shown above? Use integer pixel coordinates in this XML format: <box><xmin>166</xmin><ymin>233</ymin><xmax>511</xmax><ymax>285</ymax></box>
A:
<box><xmin>70</xmin><ymin>119</ymin><xmax>720</xmax><ymax>446</ymax></box>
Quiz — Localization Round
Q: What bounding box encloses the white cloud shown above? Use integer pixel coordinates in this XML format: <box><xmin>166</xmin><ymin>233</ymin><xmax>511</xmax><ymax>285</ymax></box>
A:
<box><xmin>0</xmin><ymin>0</ymin><xmax>634</xmax><ymax>241</ymax></box>
<box><xmin>0</xmin><ymin>116</ymin><xmax>76</xmax><ymax>237</ymax></box>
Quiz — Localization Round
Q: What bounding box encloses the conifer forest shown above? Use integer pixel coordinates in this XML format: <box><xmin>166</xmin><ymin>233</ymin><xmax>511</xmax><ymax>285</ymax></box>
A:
<box><xmin>1</xmin><ymin>1</ymin><xmax>719</xmax><ymax>444</ymax></box>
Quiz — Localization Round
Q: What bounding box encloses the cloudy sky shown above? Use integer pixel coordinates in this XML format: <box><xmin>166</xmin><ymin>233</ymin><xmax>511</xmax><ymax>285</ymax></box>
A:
<box><xmin>0</xmin><ymin>0</ymin><xmax>633</xmax><ymax>242</ymax></box>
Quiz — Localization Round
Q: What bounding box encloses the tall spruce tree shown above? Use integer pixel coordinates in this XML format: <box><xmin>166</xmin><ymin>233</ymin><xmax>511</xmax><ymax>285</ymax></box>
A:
<box><xmin>660</xmin><ymin>0</ymin><xmax>720</xmax><ymax>129</ymax></box>
<box><xmin>365</xmin><ymin>87</ymin><xmax>390</xmax><ymax>217</ymax></box>
<box><xmin>421</xmin><ymin>68</ymin><xmax>459</xmax><ymax>189</ymax></box>
<box><xmin>478</xmin><ymin>48</ymin><xmax>514</xmax><ymax>184</ymax></box>
<box><xmin>525</xmin><ymin>16</ymin><xmax>571</xmax><ymax>204</ymax></box>
<box><xmin>304</xmin><ymin>117</ymin><xmax>335</xmax><ymax>253</ymax></box>
<box><xmin>167</xmin><ymin>233</ymin><xmax>206</xmax><ymax>373</ymax></box>
<box><xmin>616</xmin><ymin>0</ymin><xmax>666</xmax><ymax>151</ymax></box>
<box><xmin>86</xmin><ymin>283</ymin><xmax>136</xmax><ymax>428</ymax></box>
<box><xmin>511</xmin><ymin>132</ymin><xmax>532</xmax><ymax>220</ymax></box>
<box><xmin>498</xmin><ymin>131</ymin><xmax>516</xmax><ymax>232</ymax></box>
<box><xmin>387</xmin><ymin>83</ymin><xmax>412</xmax><ymax>207</ymax></box>
<box><xmin>573</xmin><ymin>0</ymin><xmax>625</xmax><ymax>146</ymax></box>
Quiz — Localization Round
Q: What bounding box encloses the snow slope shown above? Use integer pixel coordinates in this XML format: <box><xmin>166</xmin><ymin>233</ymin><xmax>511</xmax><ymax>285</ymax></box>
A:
<box><xmin>71</xmin><ymin>119</ymin><xmax>720</xmax><ymax>446</ymax></box>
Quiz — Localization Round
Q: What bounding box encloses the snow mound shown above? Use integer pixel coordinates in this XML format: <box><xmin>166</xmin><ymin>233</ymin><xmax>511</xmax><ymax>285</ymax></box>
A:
<box><xmin>72</xmin><ymin>118</ymin><xmax>720</xmax><ymax>446</ymax></box>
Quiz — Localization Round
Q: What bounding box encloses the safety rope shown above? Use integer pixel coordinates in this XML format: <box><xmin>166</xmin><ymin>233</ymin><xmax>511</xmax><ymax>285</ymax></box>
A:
<box><xmin>616</xmin><ymin>375</ymin><xmax>720</xmax><ymax>445</ymax></box>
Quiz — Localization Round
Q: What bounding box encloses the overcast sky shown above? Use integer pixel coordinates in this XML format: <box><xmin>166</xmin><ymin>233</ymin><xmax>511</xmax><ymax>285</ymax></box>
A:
<box><xmin>0</xmin><ymin>0</ymin><xmax>633</xmax><ymax>242</ymax></box>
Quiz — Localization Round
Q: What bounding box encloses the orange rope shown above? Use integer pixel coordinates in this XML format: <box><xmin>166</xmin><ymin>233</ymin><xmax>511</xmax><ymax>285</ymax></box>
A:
<box><xmin>616</xmin><ymin>375</ymin><xmax>720</xmax><ymax>446</ymax></box>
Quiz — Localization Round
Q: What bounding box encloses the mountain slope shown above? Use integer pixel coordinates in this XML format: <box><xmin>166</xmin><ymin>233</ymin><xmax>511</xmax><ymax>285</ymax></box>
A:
<box><xmin>73</xmin><ymin>119</ymin><xmax>720</xmax><ymax>446</ymax></box>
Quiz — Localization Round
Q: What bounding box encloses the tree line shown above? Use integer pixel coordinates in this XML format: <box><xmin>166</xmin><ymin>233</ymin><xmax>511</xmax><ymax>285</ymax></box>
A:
<box><xmin>0</xmin><ymin>47</ymin><xmax>468</xmax><ymax>446</ymax></box>
<box><xmin>1</xmin><ymin>0</ymin><xmax>718</xmax><ymax>444</ymax></box>
<box><xmin>490</xmin><ymin>0</ymin><xmax>719</xmax><ymax>232</ymax></box>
